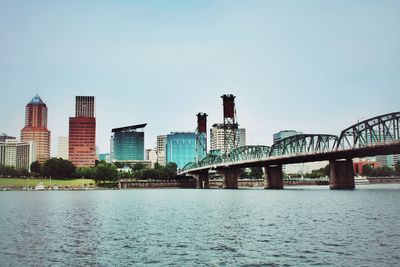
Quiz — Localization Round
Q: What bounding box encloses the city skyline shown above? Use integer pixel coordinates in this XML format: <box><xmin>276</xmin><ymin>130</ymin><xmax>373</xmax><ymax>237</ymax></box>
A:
<box><xmin>1</xmin><ymin>1</ymin><xmax>400</xmax><ymax>156</ymax></box>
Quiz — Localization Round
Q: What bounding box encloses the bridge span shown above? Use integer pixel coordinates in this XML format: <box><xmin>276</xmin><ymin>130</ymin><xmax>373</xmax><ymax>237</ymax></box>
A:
<box><xmin>180</xmin><ymin>112</ymin><xmax>400</xmax><ymax>190</ymax></box>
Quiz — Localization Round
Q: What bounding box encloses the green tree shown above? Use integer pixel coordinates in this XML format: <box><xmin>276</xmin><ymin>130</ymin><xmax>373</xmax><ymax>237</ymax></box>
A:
<box><xmin>141</xmin><ymin>168</ymin><xmax>163</xmax><ymax>180</ymax></box>
<box><xmin>56</xmin><ymin>159</ymin><xmax>76</xmax><ymax>178</ymax></box>
<box><xmin>132</xmin><ymin>163</ymin><xmax>146</xmax><ymax>172</ymax></box>
<box><xmin>30</xmin><ymin>161</ymin><xmax>41</xmax><ymax>177</ymax></box>
<box><xmin>163</xmin><ymin>162</ymin><xmax>177</xmax><ymax>180</ymax></box>
<box><xmin>250</xmin><ymin>167</ymin><xmax>264</xmax><ymax>179</ymax></box>
<box><xmin>42</xmin><ymin>158</ymin><xmax>76</xmax><ymax>179</ymax></box>
<box><xmin>362</xmin><ymin>164</ymin><xmax>374</xmax><ymax>177</ymax></box>
<box><xmin>75</xmin><ymin>167</ymin><xmax>96</xmax><ymax>179</ymax></box>
<box><xmin>95</xmin><ymin>163</ymin><xmax>118</xmax><ymax>183</ymax></box>
<box><xmin>395</xmin><ymin>161</ymin><xmax>400</xmax><ymax>176</ymax></box>
<box><xmin>0</xmin><ymin>165</ymin><xmax>17</xmax><ymax>177</ymax></box>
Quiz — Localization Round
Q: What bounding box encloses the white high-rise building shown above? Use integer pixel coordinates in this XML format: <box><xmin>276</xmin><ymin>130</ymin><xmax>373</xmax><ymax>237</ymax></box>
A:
<box><xmin>210</xmin><ymin>123</ymin><xmax>246</xmax><ymax>154</ymax></box>
<box><xmin>57</xmin><ymin>136</ymin><xmax>69</xmax><ymax>160</ymax></box>
<box><xmin>239</xmin><ymin>128</ymin><xmax>246</xmax><ymax>147</ymax></box>
<box><xmin>145</xmin><ymin>149</ymin><xmax>158</xmax><ymax>168</ymax></box>
<box><xmin>157</xmin><ymin>135</ymin><xmax>167</xmax><ymax>165</ymax></box>
<box><xmin>0</xmin><ymin>139</ymin><xmax>36</xmax><ymax>170</ymax></box>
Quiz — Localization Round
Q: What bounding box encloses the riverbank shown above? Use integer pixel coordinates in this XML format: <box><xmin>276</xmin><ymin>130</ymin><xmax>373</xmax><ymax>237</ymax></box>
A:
<box><xmin>0</xmin><ymin>178</ymin><xmax>96</xmax><ymax>190</ymax></box>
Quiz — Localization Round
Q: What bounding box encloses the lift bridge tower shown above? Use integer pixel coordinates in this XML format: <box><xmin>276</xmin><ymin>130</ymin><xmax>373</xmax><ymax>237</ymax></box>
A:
<box><xmin>221</xmin><ymin>94</ymin><xmax>239</xmax><ymax>156</ymax></box>
<box><xmin>196</xmin><ymin>113</ymin><xmax>208</xmax><ymax>162</ymax></box>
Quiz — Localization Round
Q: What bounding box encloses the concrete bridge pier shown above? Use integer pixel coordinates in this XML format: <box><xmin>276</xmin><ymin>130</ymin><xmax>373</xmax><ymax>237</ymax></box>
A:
<box><xmin>194</xmin><ymin>173</ymin><xmax>210</xmax><ymax>189</ymax></box>
<box><xmin>264</xmin><ymin>165</ymin><xmax>284</xmax><ymax>189</ymax></box>
<box><xmin>329</xmin><ymin>159</ymin><xmax>355</xmax><ymax>190</ymax></box>
<box><xmin>220</xmin><ymin>169</ymin><xmax>239</xmax><ymax>189</ymax></box>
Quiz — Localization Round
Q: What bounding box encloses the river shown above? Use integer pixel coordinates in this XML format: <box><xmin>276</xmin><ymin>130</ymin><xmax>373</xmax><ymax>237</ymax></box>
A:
<box><xmin>1</xmin><ymin>184</ymin><xmax>399</xmax><ymax>266</ymax></box>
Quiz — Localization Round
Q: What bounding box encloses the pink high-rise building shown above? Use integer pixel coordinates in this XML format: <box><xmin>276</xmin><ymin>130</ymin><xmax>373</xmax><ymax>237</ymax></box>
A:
<box><xmin>20</xmin><ymin>94</ymin><xmax>51</xmax><ymax>164</ymax></box>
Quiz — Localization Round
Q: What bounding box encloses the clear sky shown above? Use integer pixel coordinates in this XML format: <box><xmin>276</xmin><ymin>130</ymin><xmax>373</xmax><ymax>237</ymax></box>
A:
<box><xmin>1</xmin><ymin>0</ymin><xmax>399</xmax><ymax>155</ymax></box>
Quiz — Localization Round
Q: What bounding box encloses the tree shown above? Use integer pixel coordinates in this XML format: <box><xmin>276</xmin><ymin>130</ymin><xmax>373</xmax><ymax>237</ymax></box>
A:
<box><xmin>56</xmin><ymin>160</ymin><xmax>76</xmax><ymax>178</ymax></box>
<box><xmin>362</xmin><ymin>164</ymin><xmax>374</xmax><ymax>177</ymax></box>
<box><xmin>141</xmin><ymin>168</ymin><xmax>163</xmax><ymax>180</ymax></box>
<box><xmin>41</xmin><ymin>158</ymin><xmax>76</xmax><ymax>179</ymax></box>
<box><xmin>163</xmin><ymin>162</ymin><xmax>177</xmax><ymax>180</ymax></box>
<box><xmin>132</xmin><ymin>163</ymin><xmax>146</xmax><ymax>172</ymax></box>
<box><xmin>75</xmin><ymin>167</ymin><xmax>96</xmax><ymax>179</ymax></box>
<box><xmin>250</xmin><ymin>167</ymin><xmax>264</xmax><ymax>179</ymax></box>
<box><xmin>30</xmin><ymin>161</ymin><xmax>41</xmax><ymax>177</ymax></box>
<box><xmin>395</xmin><ymin>161</ymin><xmax>400</xmax><ymax>176</ymax></box>
<box><xmin>94</xmin><ymin>163</ymin><xmax>118</xmax><ymax>183</ymax></box>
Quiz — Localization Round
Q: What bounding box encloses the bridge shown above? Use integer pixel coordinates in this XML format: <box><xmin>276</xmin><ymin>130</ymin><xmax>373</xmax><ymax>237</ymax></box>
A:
<box><xmin>180</xmin><ymin>109</ymin><xmax>400</xmax><ymax>190</ymax></box>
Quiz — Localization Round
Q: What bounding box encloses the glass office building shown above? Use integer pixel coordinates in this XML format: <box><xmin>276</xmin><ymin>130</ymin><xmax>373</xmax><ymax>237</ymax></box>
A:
<box><xmin>166</xmin><ymin>132</ymin><xmax>196</xmax><ymax>170</ymax></box>
<box><xmin>112</xmin><ymin>124</ymin><xmax>146</xmax><ymax>161</ymax></box>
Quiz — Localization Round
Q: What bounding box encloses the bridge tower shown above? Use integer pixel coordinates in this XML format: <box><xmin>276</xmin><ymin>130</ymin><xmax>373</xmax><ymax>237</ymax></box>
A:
<box><xmin>221</xmin><ymin>94</ymin><xmax>239</xmax><ymax>156</ymax></box>
<box><xmin>196</xmin><ymin>113</ymin><xmax>208</xmax><ymax>162</ymax></box>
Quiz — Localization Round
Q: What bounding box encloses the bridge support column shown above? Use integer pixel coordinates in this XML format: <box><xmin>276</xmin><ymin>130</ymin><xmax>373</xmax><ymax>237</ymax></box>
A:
<box><xmin>329</xmin><ymin>159</ymin><xmax>355</xmax><ymax>190</ymax></box>
<box><xmin>220</xmin><ymin>169</ymin><xmax>239</xmax><ymax>189</ymax></box>
<box><xmin>194</xmin><ymin>173</ymin><xmax>209</xmax><ymax>189</ymax></box>
<box><xmin>264</xmin><ymin>165</ymin><xmax>284</xmax><ymax>189</ymax></box>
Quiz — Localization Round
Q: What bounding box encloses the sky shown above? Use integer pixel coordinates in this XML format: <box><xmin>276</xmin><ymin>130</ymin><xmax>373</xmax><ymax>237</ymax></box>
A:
<box><xmin>1</xmin><ymin>0</ymin><xmax>399</xmax><ymax>156</ymax></box>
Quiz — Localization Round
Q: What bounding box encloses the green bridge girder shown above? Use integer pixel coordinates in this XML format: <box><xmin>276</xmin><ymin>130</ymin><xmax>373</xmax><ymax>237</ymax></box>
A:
<box><xmin>181</xmin><ymin>112</ymin><xmax>400</xmax><ymax>173</ymax></box>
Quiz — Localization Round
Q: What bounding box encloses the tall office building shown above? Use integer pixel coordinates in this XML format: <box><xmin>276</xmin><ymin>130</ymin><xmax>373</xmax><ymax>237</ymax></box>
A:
<box><xmin>157</xmin><ymin>135</ymin><xmax>167</xmax><ymax>165</ymax></box>
<box><xmin>69</xmin><ymin>96</ymin><xmax>96</xmax><ymax>167</ymax></box>
<box><xmin>76</xmin><ymin>96</ymin><xmax>95</xmax><ymax>118</ymax></box>
<box><xmin>111</xmin><ymin>124</ymin><xmax>146</xmax><ymax>161</ymax></box>
<box><xmin>57</xmin><ymin>136</ymin><xmax>69</xmax><ymax>159</ymax></box>
<box><xmin>0</xmin><ymin>139</ymin><xmax>36</xmax><ymax>170</ymax></box>
<box><xmin>20</xmin><ymin>95</ymin><xmax>51</xmax><ymax>163</ymax></box>
<box><xmin>166</xmin><ymin>132</ymin><xmax>196</xmax><ymax>170</ymax></box>
<box><xmin>210</xmin><ymin>124</ymin><xmax>246</xmax><ymax>154</ymax></box>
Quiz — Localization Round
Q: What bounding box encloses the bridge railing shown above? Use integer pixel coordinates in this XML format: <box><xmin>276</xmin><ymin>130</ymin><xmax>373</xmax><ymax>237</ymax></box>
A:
<box><xmin>181</xmin><ymin>112</ymin><xmax>400</xmax><ymax>173</ymax></box>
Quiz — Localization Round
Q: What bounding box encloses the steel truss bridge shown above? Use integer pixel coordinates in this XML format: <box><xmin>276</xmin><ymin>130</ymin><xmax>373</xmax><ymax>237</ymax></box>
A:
<box><xmin>180</xmin><ymin>112</ymin><xmax>400</xmax><ymax>189</ymax></box>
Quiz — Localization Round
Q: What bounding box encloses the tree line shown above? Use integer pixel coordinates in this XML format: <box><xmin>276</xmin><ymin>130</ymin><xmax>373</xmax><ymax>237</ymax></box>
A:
<box><xmin>0</xmin><ymin>158</ymin><xmax>180</xmax><ymax>183</ymax></box>
<box><xmin>362</xmin><ymin>162</ymin><xmax>400</xmax><ymax>177</ymax></box>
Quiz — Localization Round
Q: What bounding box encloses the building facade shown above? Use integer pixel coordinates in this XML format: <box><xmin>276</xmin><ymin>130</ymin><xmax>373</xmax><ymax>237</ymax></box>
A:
<box><xmin>111</xmin><ymin>124</ymin><xmax>146</xmax><ymax>161</ymax></box>
<box><xmin>157</xmin><ymin>135</ymin><xmax>167</xmax><ymax>165</ymax></box>
<box><xmin>0</xmin><ymin>133</ymin><xmax>16</xmax><ymax>143</ymax></box>
<box><xmin>20</xmin><ymin>95</ymin><xmax>51</xmax><ymax>164</ymax></box>
<box><xmin>166</xmin><ymin>132</ymin><xmax>196</xmax><ymax>170</ymax></box>
<box><xmin>273</xmin><ymin>130</ymin><xmax>303</xmax><ymax>144</ymax></box>
<box><xmin>145</xmin><ymin>149</ymin><xmax>158</xmax><ymax>168</ymax></box>
<box><xmin>57</xmin><ymin>136</ymin><xmax>68</xmax><ymax>159</ymax></box>
<box><xmin>69</xmin><ymin>96</ymin><xmax>96</xmax><ymax>167</ymax></box>
<box><xmin>0</xmin><ymin>139</ymin><xmax>36</xmax><ymax>170</ymax></box>
<box><xmin>376</xmin><ymin>154</ymin><xmax>400</xmax><ymax>168</ymax></box>
<box><xmin>75</xmin><ymin>96</ymin><xmax>95</xmax><ymax>118</ymax></box>
<box><xmin>210</xmin><ymin>123</ymin><xmax>246</xmax><ymax>154</ymax></box>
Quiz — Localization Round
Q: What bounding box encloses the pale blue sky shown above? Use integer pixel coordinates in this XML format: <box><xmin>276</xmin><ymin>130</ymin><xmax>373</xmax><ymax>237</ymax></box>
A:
<box><xmin>1</xmin><ymin>0</ymin><xmax>399</xmax><ymax>155</ymax></box>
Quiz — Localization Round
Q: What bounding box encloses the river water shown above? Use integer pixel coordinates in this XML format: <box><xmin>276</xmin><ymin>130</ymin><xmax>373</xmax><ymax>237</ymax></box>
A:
<box><xmin>1</xmin><ymin>184</ymin><xmax>400</xmax><ymax>266</ymax></box>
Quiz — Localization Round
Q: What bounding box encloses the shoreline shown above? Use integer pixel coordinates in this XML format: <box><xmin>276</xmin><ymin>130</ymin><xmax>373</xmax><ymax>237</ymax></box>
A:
<box><xmin>2</xmin><ymin>177</ymin><xmax>400</xmax><ymax>191</ymax></box>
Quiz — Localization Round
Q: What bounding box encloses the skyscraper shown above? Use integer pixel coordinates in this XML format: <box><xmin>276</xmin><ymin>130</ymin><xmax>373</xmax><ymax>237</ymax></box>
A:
<box><xmin>157</xmin><ymin>135</ymin><xmax>167</xmax><ymax>165</ymax></box>
<box><xmin>75</xmin><ymin>96</ymin><xmax>95</xmax><ymax>117</ymax></box>
<box><xmin>209</xmin><ymin>124</ymin><xmax>246</xmax><ymax>154</ymax></box>
<box><xmin>111</xmin><ymin>124</ymin><xmax>146</xmax><ymax>161</ymax></box>
<box><xmin>57</xmin><ymin>136</ymin><xmax>69</xmax><ymax>159</ymax></box>
<box><xmin>20</xmin><ymin>94</ymin><xmax>51</xmax><ymax>163</ymax></box>
<box><xmin>166</xmin><ymin>132</ymin><xmax>196</xmax><ymax>170</ymax></box>
<box><xmin>69</xmin><ymin>96</ymin><xmax>96</xmax><ymax>167</ymax></box>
